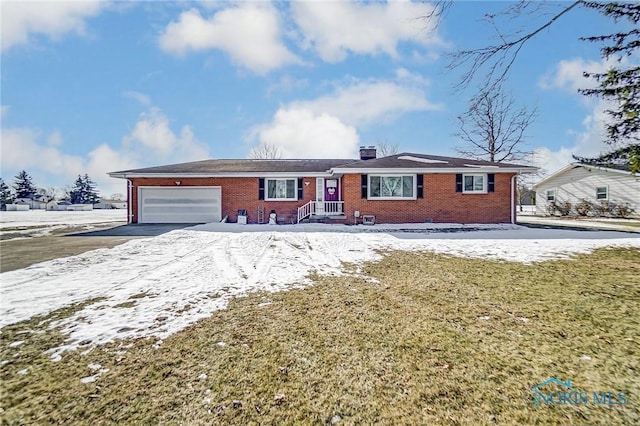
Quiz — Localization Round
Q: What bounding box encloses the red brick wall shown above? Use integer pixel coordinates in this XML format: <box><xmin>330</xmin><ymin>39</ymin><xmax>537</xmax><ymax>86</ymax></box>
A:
<box><xmin>341</xmin><ymin>173</ymin><xmax>516</xmax><ymax>224</ymax></box>
<box><xmin>130</xmin><ymin>177</ymin><xmax>317</xmax><ymax>224</ymax></box>
<box><xmin>129</xmin><ymin>173</ymin><xmax>516</xmax><ymax>224</ymax></box>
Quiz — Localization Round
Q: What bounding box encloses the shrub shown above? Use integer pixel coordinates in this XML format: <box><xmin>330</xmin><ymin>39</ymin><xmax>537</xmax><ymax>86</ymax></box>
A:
<box><xmin>593</xmin><ymin>201</ymin><xmax>612</xmax><ymax>217</ymax></box>
<box><xmin>575</xmin><ymin>199</ymin><xmax>593</xmax><ymax>216</ymax></box>
<box><xmin>613</xmin><ymin>202</ymin><xmax>634</xmax><ymax>218</ymax></box>
<box><xmin>548</xmin><ymin>200</ymin><xmax>572</xmax><ymax>216</ymax></box>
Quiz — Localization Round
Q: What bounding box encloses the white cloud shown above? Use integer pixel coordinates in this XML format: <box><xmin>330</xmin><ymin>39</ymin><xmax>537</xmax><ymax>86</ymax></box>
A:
<box><xmin>538</xmin><ymin>58</ymin><xmax>609</xmax><ymax>94</ymax></box>
<box><xmin>122</xmin><ymin>107</ymin><xmax>209</xmax><ymax>162</ymax></box>
<box><xmin>291</xmin><ymin>78</ymin><xmax>441</xmax><ymax>127</ymax></box>
<box><xmin>252</xmin><ymin>72</ymin><xmax>438</xmax><ymax>158</ymax></box>
<box><xmin>123</xmin><ymin>91</ymin><xmax>152</xmax><ymax>106</ymax></box>
<box><xmin>532</xmin><ymin>100</ymin><xmax>615</xmax><ymax>176</ymax></box>
<box><xmin>291</xmin><ymin>0</ymin><xmax>442</xmax><ymax>62</ymax></box>
<box><xmin>1</xmin><ymin>1</ymin><xmax>104</xmax><ymax>51</ymax></box>
<box><xmin>0</xmin><ymin>107</ymin><xmax>209</xmax><ymax>196</ymax></box>
<box><xmin>255</xmin><ymin>108</ymin><xmax>359</xmax><ymax>158</ymax></box>
<box><xmin>159</xmin><ymin>5</ymin><xmax>299</xmax><ymax>74</ymax></box>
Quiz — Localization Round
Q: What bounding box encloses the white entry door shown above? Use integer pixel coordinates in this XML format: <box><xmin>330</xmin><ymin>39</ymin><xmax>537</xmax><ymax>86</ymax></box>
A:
<box><xmin>138</xmin><ymin>187</ymin><xmax>222</xmax><ymax>223</ymax></box>
<box><xmin>316</xmin><ymin>178</ymin><xmax>325</xmax><ymax>215</ymax></box>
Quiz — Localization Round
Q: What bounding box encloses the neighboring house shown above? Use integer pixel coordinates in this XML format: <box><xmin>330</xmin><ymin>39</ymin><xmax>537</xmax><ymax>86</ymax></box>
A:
<box><xmin>108</xmin><ymin>147</ymin><xmax>536</xmax><ymax>225</ymax></box>
<box><xmin>15</xmin><ymin>194</ymin><xmax>49</xmax><ymax>210</ymax></box>
<box><xmin>534</xmin><ymin>163</ymin><xmax>640</xmax><ymax>217</ymax></box>
<box><xmin>94</xmin><ymin>198</ymin><xmax>127</xmax><ymax>209</ymax></box>
<box><xmin>47</xmin><ymin>200</ymin><xmax>71</xmax><ymax>211</ymax></box>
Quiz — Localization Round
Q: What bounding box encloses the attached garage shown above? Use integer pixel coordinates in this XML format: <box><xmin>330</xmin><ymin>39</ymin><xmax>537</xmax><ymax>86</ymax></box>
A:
<box><xmin>138</xmin><ymin>186</ymin><xmax>222</xmax><ymax>224</ymax></box>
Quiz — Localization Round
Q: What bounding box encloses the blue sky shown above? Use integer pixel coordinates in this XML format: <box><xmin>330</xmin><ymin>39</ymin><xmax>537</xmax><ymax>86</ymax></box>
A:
<box><xmin>0</xmin><ymin>1</ymin><xmax>623</xmax><ymax>196</ymax></box>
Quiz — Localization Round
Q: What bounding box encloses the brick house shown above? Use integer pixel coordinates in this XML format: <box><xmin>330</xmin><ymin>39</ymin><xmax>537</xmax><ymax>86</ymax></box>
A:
<box><xmin>108</xmin><ymin>147</ymin><xmax>536</xmax><ymax>225</ymax></box>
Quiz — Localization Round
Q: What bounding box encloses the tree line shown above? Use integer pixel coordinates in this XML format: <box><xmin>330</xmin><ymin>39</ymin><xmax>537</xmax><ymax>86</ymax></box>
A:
<box><xmin>0</xmin><ymin>170</ymin><xmax>102</xmax><ymax>208</ymax></box>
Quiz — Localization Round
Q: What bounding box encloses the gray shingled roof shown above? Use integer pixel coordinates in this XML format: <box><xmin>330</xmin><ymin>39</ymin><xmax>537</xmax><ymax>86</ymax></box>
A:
<box><xmin>334</xmin><ymin>153</ymin><xmax>531</xmax><ymax>169</ymax></box>
<box><xmin>110</xmin><ymin>153</ymin><xmax>535</xmax><ymax>176</ymax></box>
<box><xmin>110</xmin><ymin>158</ymin><xmax>354</xmax><ymax>175</ymax></box>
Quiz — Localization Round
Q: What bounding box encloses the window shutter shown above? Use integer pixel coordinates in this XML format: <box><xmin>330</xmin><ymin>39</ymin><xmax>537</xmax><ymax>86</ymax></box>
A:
<box><xmin>361</xmin><ymin>174</ymin><xmax>368</xmax><ymax>199</ymax></box>
<box><xmin>297</xmin><ymin>178</ymin><xmax>303</xmax><ymax>200</ymax></box>
<box><xmin>487</xmin><ymin>174</ymin><xmax>495</xmax><ymax>193</ymax></box>
<box><xmin>417</xmin><ymin>174</ymin><xmax>424</xmax><ymax>199</ymax></box>
<box><xmin>455</xmin><ymin>174</ymin><xmax>463</xmax><ymax>193</ymax></box>
<box><xmin>258</xmin><ymin>178</ymin><xmax>265</xmax><ymax>200</ymax></box>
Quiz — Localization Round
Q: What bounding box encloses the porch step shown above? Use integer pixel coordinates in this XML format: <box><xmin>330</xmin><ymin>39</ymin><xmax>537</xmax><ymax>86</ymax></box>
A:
<box><xmin>307</xmin><ymin>214</ymin><xmax>347</xmax><ymax>223</ymax></box>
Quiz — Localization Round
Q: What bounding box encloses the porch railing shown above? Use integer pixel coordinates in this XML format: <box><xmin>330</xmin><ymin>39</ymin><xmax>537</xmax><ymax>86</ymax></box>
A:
<box><xmin>298</xmin><ymin>200</ymin><xmax>345</xmax><ymax>223</ymax></box>
<box><xmin>323</xmin><ymin>201</ymin><xmax>344</xmax><ymax>215</ymax></box>
<box><xmin>297</xmin><ymin>200</ymin><xmax>316</xmax><ymax>223</ymax></box>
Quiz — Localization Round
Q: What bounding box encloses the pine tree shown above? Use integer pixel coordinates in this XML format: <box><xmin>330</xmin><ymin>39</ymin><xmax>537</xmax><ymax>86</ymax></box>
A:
<box><xmin>0</xmin><ymin>178</ymin><xmax>14</xmax><ymax>208</ymax></box>
<box><xmin>69</xmin><ymin>174</ymin><xmax>100</xmax><ymax>204</ymax></box>
<box><xmin>82</xmin><ymin>174</ymin><xmax>100</xmax><ymax>204</ymax></box>
<box><xmin>13</xmin><ymin>170</ymin><xmax>37</xmax><ymax>199</ymax></box>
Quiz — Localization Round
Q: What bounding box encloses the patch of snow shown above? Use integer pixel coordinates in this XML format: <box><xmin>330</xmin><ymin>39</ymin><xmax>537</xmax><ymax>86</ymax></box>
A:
<box><xmin>0</xmin><ymin>224</ymin><xmax>638</xmax><ymax>358</ymax></box>
<box><xmin>8</xmin><ymin>341</ymin><xmax>24</xmax><ymax>348</ymax></box>
<box><xmin>198</xmin><ymin>373</ymin><xmax>208</xmax><ymax>380</ymax></box>
<box><xmin>518</xmin><ymin>317</ymin><xmax>529</xmax><ymax>323</ymax></box>
<box><xmin>17</xmin><ymin>368</ymin><xmax>28</xmax><ymax>375</ymax></box>
<box><xmin>580</xmin><ymin>354</ymin><xmax>592</xmax><ymax>361</ymax></box>
<box><xmin>397</xmin><ymin>155</ymin><xmax>448</xmax><ymax>164</ymax></box>
<box><xmin>477</xmin><ymin>316</ymin><xmax>491</xmax><ymax>321</ymax></box>
<box><xmin>216</xmin><ymin>342</ymin><xmax>226</xmax><ymax>348</ymax></box>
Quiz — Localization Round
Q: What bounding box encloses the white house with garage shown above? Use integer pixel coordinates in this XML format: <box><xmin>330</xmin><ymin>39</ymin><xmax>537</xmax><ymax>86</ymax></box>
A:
<box><xmin>534</xmin><ymin>163</ymin><xmax>640</xmax><ymax>217</ymax></box>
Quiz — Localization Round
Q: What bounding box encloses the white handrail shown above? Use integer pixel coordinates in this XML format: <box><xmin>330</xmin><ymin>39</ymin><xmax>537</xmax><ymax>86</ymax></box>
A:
<box><xmin>297</xmin><ymin>200</ymin><xmax>316</xmax><ymax>223</ymax></box>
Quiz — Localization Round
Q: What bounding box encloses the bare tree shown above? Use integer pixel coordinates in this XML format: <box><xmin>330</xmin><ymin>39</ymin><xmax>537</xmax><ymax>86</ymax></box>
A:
<box><xmin>249</xmin><ymin>143</ymin><xmax>283</xmax><ymax>159</ymax></box>
<box><xmin>377</xmin><ymin>140</ymin><xmax>400</xmax><ymax>157</ymax></box>
<box><xmin>447</xmin><ymin>1</ymin><xmax>582</xmax><ymax>92</ymax></box>
<box><xmin>455</xmin><ymin>87</ymin><xmax>536</xmax><ymax>163</ymax></box>
<box><xmin>444</xmin><ymin>1</ymin><xmax>639</xmax><ymax>144</ymax></box>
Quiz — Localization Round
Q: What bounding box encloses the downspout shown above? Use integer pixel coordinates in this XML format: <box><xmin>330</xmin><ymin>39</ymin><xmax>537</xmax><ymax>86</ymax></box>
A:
<box><xmin>127</xmin><ymin>178</ymin><xmax>133</xmax><ymax>224</ymax></box>
<box><xmin>510</xmin><ymin>173</ymin><xmax>517</xmax><ymax>224</ymax></box>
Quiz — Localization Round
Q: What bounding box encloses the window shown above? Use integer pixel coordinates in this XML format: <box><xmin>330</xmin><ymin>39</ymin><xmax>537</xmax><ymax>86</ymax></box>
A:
<box><xmin>546</xmin><ymin>189</ymin><xmax>555</xmax><ymax>202</ymax></box>
<box><xmin>266</xmin><ymin>178</ymin><xmax>297</xmax><ymax>200</ymax></box>
<box><xmin>463</xmin><ymin>174</ymin><xmax>485</xmax><ymax>193</ymax></box>
<box><xmin>596</xmin><ymin>186</ymin><xmax>608</xmax><ymax>200</ymax></box>
<box><xmin>368</xmin><ymin>175</ymin><xmax>415</xmax><ymax>199</ymax></box>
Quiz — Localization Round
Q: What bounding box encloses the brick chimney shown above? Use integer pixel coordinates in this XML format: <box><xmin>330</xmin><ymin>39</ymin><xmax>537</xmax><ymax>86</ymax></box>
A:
<box><xmin>359</xmin><ymin>145</ymin><xmax>377</xmax><ymax>160</ymax></box>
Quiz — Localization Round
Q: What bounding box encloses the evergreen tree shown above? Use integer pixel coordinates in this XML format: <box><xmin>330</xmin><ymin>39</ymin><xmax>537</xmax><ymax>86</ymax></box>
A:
<box><xmin>0</xmin><ymin>178</ymin><xmax>14</xmax><ymax>208</ymax></box>
<box><xmin>580</xmin><ymin>2</ymin><xmax>640</xmax><ymax>144</ymax></box>
<box><xmin>13</xmin><ymin>170</ymin><xmax>37</xmax><ymax>199</ymax></box>
<box><xmin>69</xmin><ymin>174</ymin><xmax>100</xmax><ymax>204</ymax></box>
<box><xmin>82</xmin><ymin>174</ymin><xmax>100</xmax><ymax>204</ymax></box>
<box><xmin>573</xmin><ymin>143</ymin><xmax>640</xmax><ymax>173</ymax></box>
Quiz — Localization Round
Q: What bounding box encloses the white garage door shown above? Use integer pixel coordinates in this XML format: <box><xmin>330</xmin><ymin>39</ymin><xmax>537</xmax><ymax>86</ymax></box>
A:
<box><xmin>138</xmin><ymin>187</ymin><xmax>222</xmax><ymax>223</ymax></box>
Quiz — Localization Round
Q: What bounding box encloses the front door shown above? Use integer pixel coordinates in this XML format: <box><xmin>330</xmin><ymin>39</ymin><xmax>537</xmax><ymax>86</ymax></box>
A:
<box><xmin>325</xmin><ymin>179</ymin><xmax>338</xmax><ymax>201</ymax></box>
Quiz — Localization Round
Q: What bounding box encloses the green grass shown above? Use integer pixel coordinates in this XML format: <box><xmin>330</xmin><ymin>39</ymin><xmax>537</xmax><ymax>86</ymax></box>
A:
<box><xmin>1</xmin><ymin>248</ymin><xmax>639</xmax><ymax>425</ymax></box>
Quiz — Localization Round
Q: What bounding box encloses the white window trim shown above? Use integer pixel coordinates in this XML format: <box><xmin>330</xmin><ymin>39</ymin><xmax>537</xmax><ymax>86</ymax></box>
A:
<box><xmin>462</xmin><ymin>174</ymin><xmax>487</xmax><ymax>194</ymax></box>
<box><xmin>265</xmin><ymin>178</ymin><xmax>298</xmax><ymax>201</ymax></box>
<box><xmin>595</xmin><ymin>185</ymin><xmax>608</xmax><ymax>201</ymax></box>
<box><xmin>367</xmin><ymin>174</ymin><xmax>417</xmax><ymax>200</ymax></box>
<box><xmin>546</xmin><ymin>189</ymin><xmax>556</xmax><ymax>202</ymax></box>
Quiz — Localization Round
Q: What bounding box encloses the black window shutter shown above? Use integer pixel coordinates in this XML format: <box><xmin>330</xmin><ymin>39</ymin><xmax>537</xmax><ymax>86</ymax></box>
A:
<box><xmin>361</xmin><ymin>174</ymin><xmax>368</xmax><ymax>199</ymax></box>
<box><xmin>297</xmin><ymin>178</ymin><xmax>303</xmax><ymax>200</ymax></box>
<box><xmin>258</xmin><ymin>178</ymin><xmax>265</xmax><ymax>200</ymax></box>
<box><xmin>416</xmin><ymin>174</ymin><xmax>424</xmax><ymax>199</ymax></box>
<box><xmin>455</xmin><ymin>174</ymin><xmax>463</xmax><ymax>193</ymax></box>
<box><xmin>488</xmin><ymin>174</ymin><xmax>495</xmax><ymax>193</ymax></box>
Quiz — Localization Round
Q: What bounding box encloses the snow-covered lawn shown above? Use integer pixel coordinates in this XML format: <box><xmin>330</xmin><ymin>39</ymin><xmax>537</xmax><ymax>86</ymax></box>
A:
<box><xmin>0</xmin><ymin>210</ymin><xmax>127</xmax><ymax>240</ymax></box>
<box><xmin>0</xmin><ymin>210</ymin><xmax>126</xmax><ymax>229</ymax></box>
<box><xmin>1</xmin><ymin>222</ymin><xmax>638</xmax><ymax>359</ymax></box>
